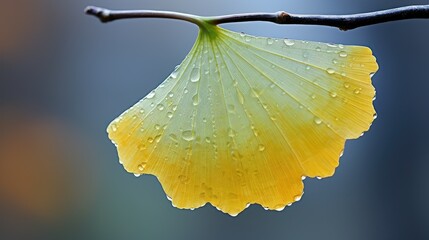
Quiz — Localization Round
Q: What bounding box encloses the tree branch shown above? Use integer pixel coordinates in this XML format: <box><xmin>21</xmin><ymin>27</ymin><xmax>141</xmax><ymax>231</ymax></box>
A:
<box><xmin>85</xmin><ymin>5</ymin><xmax>429</xmax><ymax>31</ymax></box>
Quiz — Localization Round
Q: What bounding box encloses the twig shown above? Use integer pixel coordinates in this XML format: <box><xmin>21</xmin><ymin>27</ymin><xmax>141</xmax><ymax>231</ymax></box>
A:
<box><xmin>85</xmin><ymin>5</ymin><xmax>429</xmax><ymax>31</ymax></box>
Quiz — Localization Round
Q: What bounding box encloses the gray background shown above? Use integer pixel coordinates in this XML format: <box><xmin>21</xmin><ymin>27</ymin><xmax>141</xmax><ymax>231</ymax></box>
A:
<box><xmin>1</xmin><ymin>0</ymin><xmax>428</xmax><ymax>239</ymax></box>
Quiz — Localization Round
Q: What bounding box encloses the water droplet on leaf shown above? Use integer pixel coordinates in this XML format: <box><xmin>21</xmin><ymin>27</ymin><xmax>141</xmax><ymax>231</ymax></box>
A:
<box><xmin>138</xmin><ymin>163</ymin><xmax>146</xmax><ymax>171</ymax></box>
<box><xmin>182</xmin><ymin>130</ymin><xmax>196</xmax><ymax>141</ymax></box>
<box><xmin>192</xmin><ymin>94</ymin><xmax>199</xmax><ymax>106</ymax></box>
<box><xmin>190</xmin><ymin>67</ymin><xmax>200</xmax><ymax>82</ymax></box>
<box><xmin>314</xmin><ymin>117</ymin><xmax>322</xmax><ymax>125</ymax></box>
<box><xmin>284</xmin><ymin>39</ymin><xmax>295</xmax><ymax>46</ymax></box>
<box><xmin>157</xmin><ymin>104</ymin><xmax>164</xmax><ymax>111</ymax></box>
<box><xmin>146</xmin><ymin>91</ymin><xmax>156</xmax><ymax>99</ymax></box>
<box><xmin>326</xmin><ymin>68</ymin><xmax>335</xmax><ymax>74</ymax></box>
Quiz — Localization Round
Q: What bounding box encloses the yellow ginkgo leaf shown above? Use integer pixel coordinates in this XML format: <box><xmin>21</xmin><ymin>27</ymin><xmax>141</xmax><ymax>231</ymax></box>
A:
<box><xmin>107</xmin><ymin>25</ymin><xmax>378</xmax><ymax>216</ymax></box>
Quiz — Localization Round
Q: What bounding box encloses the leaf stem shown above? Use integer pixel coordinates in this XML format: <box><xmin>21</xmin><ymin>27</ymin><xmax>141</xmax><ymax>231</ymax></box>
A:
<box><xmin>85</xmin><ymin>5</ymin><xmax>429</xmax><ymax>31</ymax></box>
<box><xmin>85</xmin><ymin>6</ymin><xmax>205</xmax><ymax>27</ymax></box>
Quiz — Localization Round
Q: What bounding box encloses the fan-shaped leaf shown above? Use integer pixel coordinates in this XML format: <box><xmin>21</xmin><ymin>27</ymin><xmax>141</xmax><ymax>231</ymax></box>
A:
<box><xmin>107</xmin><ymin>26</ymin><xmax>378</xmax><ymax>216</ymax></box>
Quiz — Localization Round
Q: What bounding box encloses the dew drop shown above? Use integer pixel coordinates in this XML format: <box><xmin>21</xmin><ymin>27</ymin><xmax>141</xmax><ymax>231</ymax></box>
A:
<box><xmin>354</xmin><ymin>88</ymin><xmax>361</xmax><ymax>94</ymax></box>
<box><xmin>205</xmin><ymin>137</ymin><xmax>211</xmax><ymax>143</ymax></box>
<box><xmin>344</xmin><ymin>82</ymin><xmax>350</xmax><ymax>89</ymax></box>
<box><xmin>134</xmin><ymin>173</ymin><xmax>141</xmax><ymax>177</ymax></box>
<box><xmin>245</xmin><ymin>36</ymin><xmax>251</xmax><ymax>42</ymax></box>
<box><xmin>284</xmin><ymin>39</ymin><xmax>295</xmax><ymax>46</ymax></box>
<box><xmin>329</xmin><ymin>91</ymin><xmax>338</xmax><ymax>98</ymax></box>
<box><xmin>326</xmin><ymin>68</ymin><xmax>335</xmax><ymax>74</ymax></box>
<box><xmin>155</xmin><ymin>124</ymin><xmax>160</xmax><ymax>130</ymax></box>
<box><xmin>315</xmin><ymin>46</ymin><xmax>321</xmax><ymax>52</ymax></box>
<box><xmin>314</xmin><ymin>117</ymin><xmax>322</xmax><ymax>125</ymax></box>
<box><xmin>305</xmin><ymin>65</ymin><xmax>311</xmax><ymax>70</ymax></box>
<box><xmin>301</xmin><ymin>176</ymin><xmax>306</xmax><ymax>180</ymax></box>
<box><xmin>111</xmin><ymin>123</ymin><xmax>118</xmax><ymax>132</ymax></box>
<box><xmin>311</xmin><ymin>94</ymin><xmax>316</xmax><ymax>99</ymax></box>
<box><xmin>332</xmin><ymin>59</ymin><xmax>338</xmax><ymax>64</ymax></box>
<box><xmin>192</xmin><ymin>94</ymin><xmax>199</xmax><ymax>106</ymax></box>
<box><xmin>251</xmin><ymin>125</ymin><xmax>259</xmax><ymax>137</ymax></box>
<box><xmin>182</xmin><ymin>130</ymin><xmax>195</xmax><ymax>141</ymax></box>
<box><xmin>146</xmin><ymin>91</ymin><xmax>156</xmax><ymax>99</ymax></box>
<box><xmin>167</xmin><ymin>112</ymin><xmax>173</xmax><ymax>118</ymax></box>
<box><xmin>157</xmin><ymin>104</ymin><xmax>164</xmax><ymax>111</ymax></box>
<box><xmin>190</xmin><ymin>67</ymin><xmax>200</xmax><ymax>82</ymax></box>
<box><xmin>168</xmin><ymin>92</ymin><xmax>174</xmax><ymax>98</ymax></box>
<box><xmin>294</xmin><ymin>195</ymin><xmax>302</xmax><ymax>201</ymax></box>
<box><xmin>138</xmin><ymin>163</ymin><xmax>146</xmax><ymax>171</ymax></box>
<box><xmin>170</xmin><ymin>69</ymin><xmax>179</xmax><ymax>79</ymax></box>
<box><xmin>258</xmin><ymin>144</ymin><xmax>265</xmax><ymax>152</ymax></box>
<box><xmin>267</xmin><ymin>38</ymin><xmax>274</xmax><ymax>45</ymax></box>
<box><xmin>262</xmin><ymin>103</ymin><xmax>268</xmax><ymax>109</ymax></box>
<box><xmin>148</xmin><ymin>137</ymin><xmax>154</xmax><ymax>143</ymax></box>
<box><xmin>184</xmin><ymin>88</ymin><xmax>189</xmax><ymax>94</ymax></box>
<box><xmin>275</xmin><ymin>205</ymin><xmax>285</xmax><ymax>211</ymax></box>
<box><xmin>339</xmin><ymin>51</ymin><xmax>348</xmax><ymax>58</ymax></box>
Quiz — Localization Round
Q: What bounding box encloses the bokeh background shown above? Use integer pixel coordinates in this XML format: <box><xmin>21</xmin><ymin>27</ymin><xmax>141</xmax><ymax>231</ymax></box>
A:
<box><xmin>1</xmin><ymin>0</ymin><xmax>428</xmax><ymax>239</ymax></box>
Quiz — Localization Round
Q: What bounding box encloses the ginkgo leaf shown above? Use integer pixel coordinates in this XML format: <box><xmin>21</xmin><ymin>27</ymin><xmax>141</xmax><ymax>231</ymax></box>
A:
<box><xmin>107</xmin><ymin>25</ymin><xmax>378</xmax><ymax>216</ymax></box>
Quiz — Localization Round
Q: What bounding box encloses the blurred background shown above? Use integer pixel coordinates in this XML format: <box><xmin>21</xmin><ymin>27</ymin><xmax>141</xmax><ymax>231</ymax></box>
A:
<box><xmin>1</xmin><ymin>0</ymin><xmax>428</xmax><ymax>239</ymax></box>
